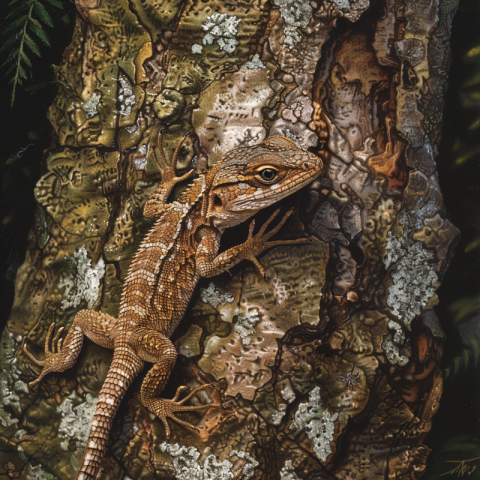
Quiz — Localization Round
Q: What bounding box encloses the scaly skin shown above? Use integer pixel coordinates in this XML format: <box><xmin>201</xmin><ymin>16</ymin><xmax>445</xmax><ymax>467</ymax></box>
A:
<box><xmin>23</xmin><ymin>134</ymin><xmax>323</xmax><ymax>480</ymax></box>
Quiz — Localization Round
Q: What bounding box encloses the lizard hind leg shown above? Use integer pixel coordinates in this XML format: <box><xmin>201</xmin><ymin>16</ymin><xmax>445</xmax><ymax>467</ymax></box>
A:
<box><xmin>23</xmin><ymin>310</ymin><xmax>116</xmax><ymax>389</ymax></box>
<box><xmin>134</xmin><ymin>328</ymin><xmax>220</xmax><ymax>439</ymax></box>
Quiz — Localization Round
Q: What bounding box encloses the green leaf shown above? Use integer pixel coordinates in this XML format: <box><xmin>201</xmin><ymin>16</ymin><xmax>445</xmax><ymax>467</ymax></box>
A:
<box><xmin>0</xmin><ymin>33</ymin><xmax>20</xmax><ymax>53</ymax></box>
<box><xmin>468</xmin><ymin>117</ymin><xmax>480</xmax><ymax>131</ymax></box>
<box><xmin>17</xmin><ymin>64</ymin><xmax>27</xmax><ymax>79</ymax></box>
<box><xmin>43</xmin><ymin>0</ymin><xmax>63</xmax><ymax>8</ymax></box>
<box><xmin>453</xmin><ymin>356</ymin><xmax>462</xmax><ymax>376</ymax></box>
<box><xmin>466</xmin><ymin>44</ymin><xmax>480</xmax><ymax>58</ymax></box>
<box><xmin>29</xmin><ymin>20</ymin><xmax>50</xmax><ymax>46</ymax></box>
<box><xmin>462</xmin><ymin>348</ymin><xmax>471</xmax><ymax>370</ymax></box>
<box><xmin>463</xmin><ymin>71</ymin><xmax>480</xmax><ymax>88</ymax></box>
<box><xmin>2</xmin><ymin>0</ymin><xmax>64</xmax><ymax>105</ymax></box>
<box><xmin>6</xmin><ymin>0</ymin><xmax>31</xmax><ymax>19</ymax></box>
<box><xmin>1</xmin><ymin>50</ymin><xmax>17</xmax><ymax>69</ymax></box>
<box><xmin>4</xmin><ymin>62</ymin><xmax>17</xmax><ymax>77</ymax></box>
<box><xmin>32</xmin><ymin>1</ymin><xmax>54</xmax><ymax>27</ymax></box>
<box><xmin>2</xmin><ymin>14</ymin><xmax>28</xmax><ymax>35</ymax></box>
<box><xmin>24</xmin><ymin>32</ymin><xmax>42</xmax><ymax>55</ymax></box>
<box><xmin>469</xmin><ymin>337</ymin><xmax>480</xmax><ymax>368</ymax></box>
<box><xmin>21</xmin><ymin>50</ymin><xmax>32</xmax><ymax>67</ymax></box>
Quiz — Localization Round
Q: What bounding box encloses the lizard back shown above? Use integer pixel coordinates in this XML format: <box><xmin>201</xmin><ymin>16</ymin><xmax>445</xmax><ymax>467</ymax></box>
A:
<box><xmin>118</xmin><ymin>173</ymin><xmax>209</xmax><ymax>332</ymax></box>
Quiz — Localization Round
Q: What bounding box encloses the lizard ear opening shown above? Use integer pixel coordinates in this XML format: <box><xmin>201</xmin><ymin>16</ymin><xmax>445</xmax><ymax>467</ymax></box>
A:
<box><xmin>213</xmin><ymin>194</ymin><xmax>223</xmax><ymax>210</ymax></box>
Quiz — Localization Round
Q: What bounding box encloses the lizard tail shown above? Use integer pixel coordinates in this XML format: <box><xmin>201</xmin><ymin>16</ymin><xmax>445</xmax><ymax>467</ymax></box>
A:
<box><xmin>76</xmin><ymin>345</ymin><xmax>144</xmax><ymax>480</ymax></box>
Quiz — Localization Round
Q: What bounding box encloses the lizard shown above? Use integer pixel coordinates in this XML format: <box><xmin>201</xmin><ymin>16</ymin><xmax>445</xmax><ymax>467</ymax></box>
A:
<box><xmin>23</xmin><ymin>133</ymin><xmax>323</xmax><ymax>480</ymax></box>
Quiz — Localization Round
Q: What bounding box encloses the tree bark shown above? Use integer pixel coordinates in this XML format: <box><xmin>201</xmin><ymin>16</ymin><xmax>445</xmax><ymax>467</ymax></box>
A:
<box><xmin>0</xmin><ymin>0</ymin><xmax>460</xmax><ymax>478</ymax></box>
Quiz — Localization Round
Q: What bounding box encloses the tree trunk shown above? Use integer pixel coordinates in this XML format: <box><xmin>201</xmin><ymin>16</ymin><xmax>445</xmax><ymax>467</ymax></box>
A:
<box><xmin>0</xmin><ymin>0</ymin><xmax>460</xmax><ymax>478</ymax></box>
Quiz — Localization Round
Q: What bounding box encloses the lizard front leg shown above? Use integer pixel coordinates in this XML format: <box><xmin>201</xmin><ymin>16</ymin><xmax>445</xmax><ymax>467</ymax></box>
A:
<box><xmin>23</xmin><ymin>310</ymin><xmax>116</xmax><ymax>389</ymax></box>
<box><xmin>143</xmin><ymin>132</ymin><xmax>195</xmax><ymax>219</ymax></box>
<box><xmin>134</xmin><ymin>329</ymin><xmax>219</xmax><ymax>438</ymax></box>
<box><xmin>196</xmin><ymin>209</ymin><xmax>311</xmax><ymax>279</ymax></box>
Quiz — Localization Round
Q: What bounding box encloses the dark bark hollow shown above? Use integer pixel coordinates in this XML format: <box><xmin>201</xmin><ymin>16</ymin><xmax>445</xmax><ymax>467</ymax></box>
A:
<box><xmin>0</xmin><ymin>0</ymin><xmax>459</xmax><ymax>479</ymax></box>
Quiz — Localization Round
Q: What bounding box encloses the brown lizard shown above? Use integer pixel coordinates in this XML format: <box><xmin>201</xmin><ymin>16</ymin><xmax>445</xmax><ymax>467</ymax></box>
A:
<box><xmin>23</xmin><ymin>134</ymin><xmax>323</xmax><ymax>479</ymax></box>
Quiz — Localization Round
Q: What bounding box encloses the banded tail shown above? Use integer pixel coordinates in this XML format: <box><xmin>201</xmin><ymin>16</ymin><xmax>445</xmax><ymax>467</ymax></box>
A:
<box><xmin>77</xmin><ymin>345</ymin><xmax>144</xmax><ymax>480</ymax></box>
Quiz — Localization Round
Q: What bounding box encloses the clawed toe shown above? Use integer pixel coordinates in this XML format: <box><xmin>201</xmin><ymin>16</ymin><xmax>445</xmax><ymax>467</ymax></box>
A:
<box><xmin>22</xmin><ymin>323</ymin><xmax>69</xmax><ymax>390</ymax></box>
<box><xmin>148</xmin><ymin>383</ymin><xmax>221</xmax><ymax>438</ymax></box>
<box><xmin>28</xmin><ymin>378</ymin><xmax>41</xmax><ymax>389</ymax></box>
<box><xmin>152</xmin><ymin>131</ymin><xmax>195</xmax><ymax>185</ymax></box>
<box><xmin>22</xmin><ymin>340</ymin><xmax>45</xmax><ymax>367</ymax></box>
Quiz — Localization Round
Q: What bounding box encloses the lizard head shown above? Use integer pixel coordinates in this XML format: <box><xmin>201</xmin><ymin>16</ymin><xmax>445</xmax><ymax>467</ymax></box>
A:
<box><xmin>205</xmin><ymin>136</ymin><xmax>323</xmax><ymax>229</ymax></box>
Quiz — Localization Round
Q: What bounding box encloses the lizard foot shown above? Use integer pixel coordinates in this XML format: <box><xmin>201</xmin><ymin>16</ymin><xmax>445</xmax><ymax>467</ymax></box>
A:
<box><xmin>152</xmin><ymin>131</ymin><xmax>195</xmax><ymax>186</ymax></box>
<box><xmin>245</xmin><ymin>209</ymin><xmax>313</xmax><ymax>279</ymax></box>
<box><xmin>144</xmin><ymin>383</ymin><xmax>221</xmax><ymax>439</ymax></box>
<box><xmin>23</xmin><ymin>324</ymin><xmax>74</xmax><ymax>389</ymax></box>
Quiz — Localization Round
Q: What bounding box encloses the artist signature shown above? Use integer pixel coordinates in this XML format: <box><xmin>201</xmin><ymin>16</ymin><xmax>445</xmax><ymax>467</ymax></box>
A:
<box><xmin>441</xmin><ymin>457</ymin><xmax>480</xmax><ymax>477</ymax></box>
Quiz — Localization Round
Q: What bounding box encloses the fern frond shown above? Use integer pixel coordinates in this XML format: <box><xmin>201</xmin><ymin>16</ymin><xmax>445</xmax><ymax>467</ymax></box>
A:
<box><xmin>1</xmin><ymin>0</ymin><xmax>64</xmax><ymax>106</ymax></box>
<box><xmin>29</xmin><ymin>20</ymin><xmax>50</xmax><ymax>46</ymax></box>
<box><xmin>24</xmin><ymin>32</ymin><xmax>42</xmax><ymax>55</ymax></box>
<box><xmin>445</xmin><ymin>338</ymin><xmax>480</xmax><ymax>380</ymax></box>
<box><xmin>3</xmin><ymin>15</ymin><xmax>29</xmax><ymax>35</ymax></box>
<box><xmin>43</xmin><ymin>0</ymin><xmax>62</xmax><ymax>8</ymax></box>
<box><xmin>32</xmin><ymin>2</ymin><xmax>54</xmax><ymax>27</ymax></box>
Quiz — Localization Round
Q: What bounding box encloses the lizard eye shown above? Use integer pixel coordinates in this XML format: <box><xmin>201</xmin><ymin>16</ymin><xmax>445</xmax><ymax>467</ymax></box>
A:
<box><xmin>256</xmin><ymin>166</ymin><xmax>279</xmax><ymax>183</ymax></box>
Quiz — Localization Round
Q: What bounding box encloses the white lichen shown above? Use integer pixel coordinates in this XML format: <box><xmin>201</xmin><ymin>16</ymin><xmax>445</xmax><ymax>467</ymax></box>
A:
<box><xmin>290</xmin><ymin>386</ymin><xmax>338</xmax><ymax>462</ymax></box>
<box><xmin>331</xmin><ymin>0</ymin><xmax>370</xmax><ymax>22</ymax></box>
<box><xmin>160</xmin><ymin>443</ymin><xmax>233</xmax><ymax>480</ymax></box>
<box><xmin>59</xmin><ymin>246</ymin><xmax>105</xmax><ymax>310</ymax></box>
<box><xmin>0</xmin><ymin>334</ymin><xmax>23</xmax><ymax>427</ymax></box>
<box><xmin>133</xmin><ymin>144</ymin><xmax>150</xmax><ymax>170</ymax></box>
<box><xmin>382</xmin><ymin>320</ymin><xmax>409</xmax><ymax>366</ymax></box>
<box><xmin>118</xmin><ymin>75</ymin><xmax>136</xmax><ymax>117</ymax></box>
<box><xmin>125</xmin><ymin>122</ymin><xmax>139</xmax><ymax>134</ymax></box>
<box><xmin>278</xmin><ymin>380</ymin><xmax>296</xmax><ymax>403</ymax></box>
<box><xmin>280</xmin><ymin>460</ymin><xmax>301</xmax><ymax>480</ymax></box>
<box><xmin>57</xmin><ymin>392</ymin><xmax>97</xmax><ymax>451</ymax></box>
<box><xmin>273</xmin><ymin>275</ymin><xmax>295</xmax><ymax>307</ymax></box>
<box><xmin>25</xmin><ymin>463</ymin><xmax>57</xmax><ymax>480</ymax></box>
<box><xmin>241</xmin><ymin>54</ymin><xmax>266</xmax><ymax>71</ymax></box>
<box><xmin>160</xmin><ymin>444</ymin><xmax>259</xmax><ymax>480</ymax></box>
<box><xmin>14</xmin><ymin>429</ymin><xmax>27</xmax><ymax>440</ymax></box>
<box><xmin>230</xmin><ymin>450</ymin><xmax>259</xmax><ymax>479</ymax></box>
<box><xmin>200</xmin><ymin>283</ymin><xmax>234</xmax><ymax>308</ymax></box>
<box><xmin>273</xmin><ymin>0</ymin><xmax>313</xmax><ymax>48</ymax></box>
<box><xmin>310</xmin><ymin>410</ymin><xmax>339</xmax><ymax>461</ymax></box>
<box><xmin>383</xmin><ymin>211</ymin><xmax>438</xmax><ymax>327</ymax></box>
<box><xmin>234</xmin><ymin>306</ymin><xmax>261</xmax><ymax>345</ymax></box>
<box><xmin>192</xmin><ymin>43</ymin><xmax>203</xmax><ymax>54</ymax></box>
<box><xmin>82</xmin><ymin>92</ymin><xmax>101</xmax><ymax>118</ymax></box>
<box><xmin>270</xmin><ymin>403</ymin><xmax>288</xmax><ymax>425</ymax></box>
<box><xmin>202</xmin><ymin>13</ymin><xmax>241</xmax><ymax>54</ymax></box>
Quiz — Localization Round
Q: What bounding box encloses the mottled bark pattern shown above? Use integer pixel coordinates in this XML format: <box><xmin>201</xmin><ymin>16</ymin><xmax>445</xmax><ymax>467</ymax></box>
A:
<box><xmin>0</xmin><ymin>0</ymin><xmax>459</xmax><ymax>479</ymax></box>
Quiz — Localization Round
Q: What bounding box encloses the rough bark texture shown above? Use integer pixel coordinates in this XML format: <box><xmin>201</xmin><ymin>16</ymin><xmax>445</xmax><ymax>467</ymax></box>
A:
<box><xmin>0</xmin><ymin>0</ymin><xmax>460</xmax><ymax>478</ymax></box>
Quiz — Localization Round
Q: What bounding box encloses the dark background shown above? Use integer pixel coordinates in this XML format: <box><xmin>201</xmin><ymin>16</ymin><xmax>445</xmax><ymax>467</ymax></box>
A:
<box><xmin>0</xmin><ymin>1</ymin><xmax>479</xmax><ymax>477</ymax></box>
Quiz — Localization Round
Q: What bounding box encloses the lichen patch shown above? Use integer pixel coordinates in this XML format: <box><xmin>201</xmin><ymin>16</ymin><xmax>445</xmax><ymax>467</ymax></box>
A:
<box><xmin>202</xmin><ymin>13</ymin><xmax>241</xmax><ymax>54</ymax></box>
<box><xmin>57</xmin><ymin>392</ymin><xmax>97</xmax><ymax>451</ymax></box>
<box><xmin>290</xmin><ymin>386</ymin><xmax>338</xmax><ymax>462</ymax></box>
<box><xmin>383</xmin><ymin>211</ymin><xmax>438</xmax><ymax>327</ymax></box>
<box><xmin>59</xmin><ymin>246</ymin><xmax>105</xmax><ymax>310</ymax></box>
